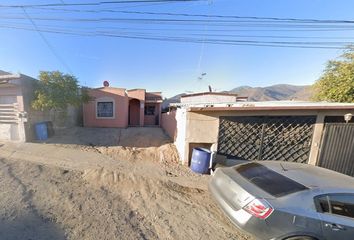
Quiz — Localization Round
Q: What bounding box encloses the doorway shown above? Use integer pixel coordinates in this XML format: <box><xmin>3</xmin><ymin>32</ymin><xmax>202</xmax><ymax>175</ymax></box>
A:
<box><xmin>129</xmin><ymin>99</ymin><xmax>140</xmax><ymax>126</ymax></box>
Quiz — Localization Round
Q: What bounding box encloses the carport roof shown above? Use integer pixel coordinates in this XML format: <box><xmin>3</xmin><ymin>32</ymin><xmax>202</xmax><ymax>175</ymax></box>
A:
<box><xmin>185</xmin><ymin>101</ymin><xmax>354</xmax><ymax>112</ymax></box>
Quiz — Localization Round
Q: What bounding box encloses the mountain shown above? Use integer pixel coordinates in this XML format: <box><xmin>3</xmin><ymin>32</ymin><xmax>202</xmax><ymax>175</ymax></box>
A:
<box><xmin>163</xmin><ymin>84</ymin><xmax>313</xmax><ymax>108</ymax></box>
<box><xmin>162</xmin><ymin>93</ymin><xmax>186</xmax><ymax>110</ymax></box>
<box><xmin>230</xmin><ymin>84</ymin><xmax>313</xmax><ymax>101</ymax></box>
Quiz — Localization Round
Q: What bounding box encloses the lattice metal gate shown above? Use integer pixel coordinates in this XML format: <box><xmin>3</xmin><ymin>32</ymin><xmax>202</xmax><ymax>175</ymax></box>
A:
<box><xmin>217</xmin><ymin>116</ymin><xmax>316</xmax><ymax>163</ymax></box>
<box><xmin>318</xmin><ymin>123</ymin><xmax>354</xmax><ymax>177</ymax></box>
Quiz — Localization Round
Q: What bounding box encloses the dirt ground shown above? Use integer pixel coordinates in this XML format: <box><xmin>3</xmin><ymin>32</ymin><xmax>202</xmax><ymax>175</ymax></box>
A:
<box><xmin>0</xmin><ymin>127</ymin><xmax>252</xmax><ymax>240</ymax></box>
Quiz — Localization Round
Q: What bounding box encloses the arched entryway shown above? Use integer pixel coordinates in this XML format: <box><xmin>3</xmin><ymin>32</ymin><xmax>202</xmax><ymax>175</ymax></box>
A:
<box><xmin>129</xmin><ymin>98</ymin><xmax>140</xmax><ymax>126</ymax></box>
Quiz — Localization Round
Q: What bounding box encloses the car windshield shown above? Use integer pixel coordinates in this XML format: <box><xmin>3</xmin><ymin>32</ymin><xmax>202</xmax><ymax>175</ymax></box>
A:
<box><xmin>235</xmin><ymin>162</ymin><xmax>308</xmax><ymax>197</ymax></box>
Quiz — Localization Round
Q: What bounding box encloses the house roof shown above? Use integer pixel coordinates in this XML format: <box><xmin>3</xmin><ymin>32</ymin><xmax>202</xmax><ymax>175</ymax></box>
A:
<box><xmin>93</xmin><ymin>87</ymin><xmax>126</xmax><ymax>91</ymax></box>
<box><xmin>187</xmin><ymin>101</ymin><xmax>354</xmax><ymax>112</ymax></box>
<box><xmin>0</xmin><ymin>70</ymin><xmax>22</xmax><ymax>87</ymax></box>
<box><xmin>127</xmin><ymin>88</ymin><xmax>145</xmax><ymax>92</ymax></box>
<box><xmin>0</xmin><ymin>70</ymin><xmax>11</xmax><ymax>75</ymax></box>
<box><xmin>0</xmin><ymin>70</ymin><xmax>20</xmax><ymax>80</ymax></box>
<box><xmin>145</xmin><ymin>92</ymin><xmax>163</xmax><ymax>103</ymax></box>
<box><xmin>180</xmin><ymin>92</ymin><xmax>238</xmax><ymax>98</ymax></box>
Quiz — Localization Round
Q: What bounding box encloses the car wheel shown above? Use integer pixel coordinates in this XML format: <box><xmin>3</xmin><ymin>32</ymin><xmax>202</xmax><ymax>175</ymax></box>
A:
<box><xmin>285</xmin><ymin>236</ymin><xmax>317</xmax><ymax>240</ymax></box>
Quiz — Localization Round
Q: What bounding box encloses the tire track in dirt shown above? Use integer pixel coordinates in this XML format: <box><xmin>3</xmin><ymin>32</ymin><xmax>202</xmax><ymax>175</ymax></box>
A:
<box><xmin>0</xmin><ymin>158</ymin><xmax>66</xmax><ymax>240</ymax></box>
<box><xmin>0</xmin><ymin>158</ymin><xmax>160</xmax><ymax>240</ymax></box>
<box><xmin>83</xmin><ymin>168</ymin><xmax>252</xmax><ymax>240</ymax></box>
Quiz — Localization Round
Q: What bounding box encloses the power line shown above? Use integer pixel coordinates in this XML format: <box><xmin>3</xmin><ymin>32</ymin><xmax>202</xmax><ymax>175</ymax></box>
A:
<box><xmin>21</xmin><ymin>8</ymin><xmax>73</xmax><ymax>74</ymax></box>
<box><xmin>3</xmin><ymin>15</ymin><xmax>354</xmax><ymax>29</ymax></box>
<box><xmin>0</xmin><ymin>0</ymin><xmax>203</xmax><ymax>8</ymax></box>
<box><xmin>3</xmin><ymin>19</ymin><xmax>354</xmax><ymax>32</ymax></box>
<box><xmin>3</xmin><ymin>7</ymin><xmax>354</xmax><ymax>24</ymax></box>
<box><xmin>3</xmin><ymin>22</ymin><xmax>353</xmax><ymax>45</ymax></box>
<box><xmin>4</xmin><ymin>21</ymin><xmax>354</xmax><ymax>38</ymax></box>
<box><xmin>0</xmin><ymin>2</ymin><xmax>352</xmax><ymax>50</ymax></box>
<box><xmin>0</xmin><ymin>23</ymin><xmax>348</xmax><ymax>49</ymax></box>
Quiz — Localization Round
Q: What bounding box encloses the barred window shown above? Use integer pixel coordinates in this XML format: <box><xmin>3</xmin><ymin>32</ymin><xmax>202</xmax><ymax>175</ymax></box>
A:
<box><xmin>97</xmin><ymin>102</ymin><xmax>114</xmax><ymax>118</ymax></box>
<box><xmin>144</xmin><ymin>106</ymin><xmax>155</xmax><ymax>116</ymax></box>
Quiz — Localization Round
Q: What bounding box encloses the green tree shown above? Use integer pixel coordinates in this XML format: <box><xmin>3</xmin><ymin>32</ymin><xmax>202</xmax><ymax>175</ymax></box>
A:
<box><xmin>313</xmin><ymin>46</ymin><xmax>354</xmax><ymax>103</ymax></box>
<box><xmin>32</xmin><ymin>71</ymin><xmax>90</xmax><ymax>111</ymax></box>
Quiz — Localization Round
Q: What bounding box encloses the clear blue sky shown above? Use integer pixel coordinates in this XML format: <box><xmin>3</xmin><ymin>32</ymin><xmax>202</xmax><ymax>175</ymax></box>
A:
<box><xmin>1</xmin><ymin>0</ymin><xmax>354</xmax><ymax>97</ymax></box>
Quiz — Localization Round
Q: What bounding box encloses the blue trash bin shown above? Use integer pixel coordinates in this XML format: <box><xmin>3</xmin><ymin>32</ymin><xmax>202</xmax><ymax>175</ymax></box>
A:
<box><xmin>35</xmin><ymin>122</ymin><xmax>48</xmax><ymax>141</ymax></box>
<box><xmin>190</xmin><ymin>147</ymin><xmax>211</xmax><ymax>174</ymax></box>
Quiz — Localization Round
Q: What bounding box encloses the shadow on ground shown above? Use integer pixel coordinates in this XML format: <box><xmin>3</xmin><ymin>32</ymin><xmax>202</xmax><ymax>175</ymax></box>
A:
<box><xmin>37</xmin><ymin>127</ymin><xmax>172</xmax><ymax>148</ymax></box>
<box><xmin>0</xmin><ymin>214</ymin><xmax>66</xmax><ymax>240</ymax></box>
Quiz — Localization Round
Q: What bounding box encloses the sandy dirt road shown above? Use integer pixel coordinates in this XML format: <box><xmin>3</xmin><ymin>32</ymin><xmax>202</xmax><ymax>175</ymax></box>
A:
<box><xmin>0</xmin><ymin>128</ymin><xmax>252</xmax><ymax>240</ymax></box>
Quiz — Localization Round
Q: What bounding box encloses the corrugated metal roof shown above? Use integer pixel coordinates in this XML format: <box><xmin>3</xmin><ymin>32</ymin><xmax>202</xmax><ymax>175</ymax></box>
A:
<box><xmin>170</xmin><ymin>101</ymin><xmax>354</xmax><ymax>111</ymax></box>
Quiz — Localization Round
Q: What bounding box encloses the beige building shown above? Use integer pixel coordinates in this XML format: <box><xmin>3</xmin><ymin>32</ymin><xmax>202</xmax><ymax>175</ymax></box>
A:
<box><xmin>0</xmin><ymin>70</ymin><xmax>81</xmax><ymax>142</ymax></box>
<box><xmin>162</xmin><ymin>100</ymin><xmax>354</xmax><ymax>176</ymax></box>
<box><xmin>0</xmin><ymin>70</ymin><xmax>36</xmax><ymax>141</ymax></box>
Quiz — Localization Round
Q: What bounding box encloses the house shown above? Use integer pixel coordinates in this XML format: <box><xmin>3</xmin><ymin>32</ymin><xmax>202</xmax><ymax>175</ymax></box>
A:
<box><xmin>161</xmin><ymin>99</ymin><xmax>354</xmax><ymax>177</ymax></box>
<box><xmin>83</xmin><ymin>86</ymin><xmax>163</xmax><ymax>128</ymax></box>
<box><xmin>0</xmin><ymin>70</ymin><xmax>34</xmax><ymax>141</ymax></box>
<box><xmin>0</xmin><ymin>70</ymin><xmax>81</xmax><ymax>142</ymax></box>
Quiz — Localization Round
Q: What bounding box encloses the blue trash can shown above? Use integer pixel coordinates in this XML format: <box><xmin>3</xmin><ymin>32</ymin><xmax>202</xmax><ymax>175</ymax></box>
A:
<box><xmin>190</xmin><ymin>147</ymin><xmax>211</xmax><ymax>174</ymax></box>
<box><xmin>35</xmin><ymin>122</ymin><xmax>48</xmax><ymax>141</ymax></box>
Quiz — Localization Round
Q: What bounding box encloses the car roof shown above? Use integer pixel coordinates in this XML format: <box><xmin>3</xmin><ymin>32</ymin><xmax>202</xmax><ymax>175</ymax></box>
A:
<box><xmin>256</xmin><ymin>161</ymin><xmax>354</xmax><ymax>193</ymax></box>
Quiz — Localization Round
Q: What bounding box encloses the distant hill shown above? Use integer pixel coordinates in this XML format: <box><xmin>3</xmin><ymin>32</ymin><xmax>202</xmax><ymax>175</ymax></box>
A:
<box><xmin>162</xmin><ymin>93</ymin><xmax>186</xmax><ymax>110</ymax></box>
<box><xmin>230</xmin><ymin>84</ymin><xmax>313</xmax><ymax>101</ymax></box>
<box><xmin>163</xmin><ymin>84</ymin><xmax>313</xmax><ymax>108</ymax></box>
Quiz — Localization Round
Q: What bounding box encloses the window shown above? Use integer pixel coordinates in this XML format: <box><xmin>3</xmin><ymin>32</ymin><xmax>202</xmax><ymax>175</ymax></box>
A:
<box><xmin>144</xmin><ymin>105</ymin><xmax>155</xmax><ymax>116</ymax></box>
<box><xmin>97</xmin><ymin>101</ymin><xmax>114</xmax><ymax>118</ymax></box>
<box><xmin>236</xmin><ymin>162</ymin><xmax>308</xmax><ymax>197</ymax></box>
<box><xmin>315</xmin><ymin>194</ymin><xmax>354</xmax><ymax>219</ymax></box>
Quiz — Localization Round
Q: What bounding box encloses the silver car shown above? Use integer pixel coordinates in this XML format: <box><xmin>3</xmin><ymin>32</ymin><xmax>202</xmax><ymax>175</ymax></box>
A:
<box><xmin>209</xmin><ymin>161</ymin><xmax>354</xmax><ymax>240</ymax></box>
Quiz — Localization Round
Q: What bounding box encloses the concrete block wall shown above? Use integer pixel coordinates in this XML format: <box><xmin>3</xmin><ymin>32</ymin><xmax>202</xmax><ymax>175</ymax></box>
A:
<box><xmin>161</xmin><ymin>110</ymin><xmax>177</xmax><ymax>141</ymax></box>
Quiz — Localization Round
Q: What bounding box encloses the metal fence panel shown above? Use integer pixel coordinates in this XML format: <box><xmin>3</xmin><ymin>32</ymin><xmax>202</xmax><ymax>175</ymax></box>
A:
<box><xmin>218</xmin><ymin>116</ymin><xmax>316</xmax><ymax>163</ymax></box>
<box><xmin>318</xmin><ymin>123</ymin><xmax>354</xmax><ymax>176</ymax></box>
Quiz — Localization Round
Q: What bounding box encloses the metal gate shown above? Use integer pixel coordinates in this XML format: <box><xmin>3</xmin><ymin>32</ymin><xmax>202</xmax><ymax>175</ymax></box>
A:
<box><xmin>318</xmin><ymin>123</ymin><xmax>354</xmax><ymax>176</ymax></box>
<box><xmin>0</xmin><ymin>102</ymin><xmax>20</xmax><ymax>141</ymax></box>
<box><xmin>217</xmin><ymin>116</ymin><xmax>316</xmax><ymax>163</ymax></box>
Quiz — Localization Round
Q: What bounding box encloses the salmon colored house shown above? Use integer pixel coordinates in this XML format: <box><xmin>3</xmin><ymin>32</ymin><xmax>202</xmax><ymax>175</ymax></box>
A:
<box><xmin>83</xmin><ymin>87</ymin><xmax>163</xmax><ymax>128</ymax></box>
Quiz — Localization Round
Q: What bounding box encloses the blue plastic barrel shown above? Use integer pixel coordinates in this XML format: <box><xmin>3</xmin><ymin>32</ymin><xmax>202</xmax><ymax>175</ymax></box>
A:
<box><xmin>35</xmin><ymin>122</ymin><xmax>48</xmax><ymax>141</ymax></box>
<box><xmin>190</xmin><ymin>147</ymin><xmax>211</xmax><ymax>174</ymax></box>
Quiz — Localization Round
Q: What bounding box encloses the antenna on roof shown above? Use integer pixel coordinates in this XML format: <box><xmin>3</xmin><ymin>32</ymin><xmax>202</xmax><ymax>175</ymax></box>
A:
<box><xmin>208</xmin><ymin>85</ymin><xmax>212</xmax><ymax>92</ymax></box>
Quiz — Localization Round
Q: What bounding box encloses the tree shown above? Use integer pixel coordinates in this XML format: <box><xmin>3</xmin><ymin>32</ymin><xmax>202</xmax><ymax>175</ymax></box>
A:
<box><xmin>32</xmin><ymin>71</ymin><xmax>90</xmax><ymax>111</ymax></box>
<box><xmin>313</xmin><ymin>46</ymin><xmax>354</xmax><ymax>103</ymax></box>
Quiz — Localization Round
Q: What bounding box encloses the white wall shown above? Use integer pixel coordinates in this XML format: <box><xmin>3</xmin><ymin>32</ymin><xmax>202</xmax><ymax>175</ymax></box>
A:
<box><xmin>174</xmin><ymin>108</ymin><xmax>187</xmax><ymax>163</ymax></box>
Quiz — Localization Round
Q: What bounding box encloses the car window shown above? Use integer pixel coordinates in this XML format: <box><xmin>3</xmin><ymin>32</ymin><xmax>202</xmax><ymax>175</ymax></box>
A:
<box><xmin>315</xmin><ymin>194</ymin><xmax>354</xmax><ymax>219</ymax></box>
<box><xmin>235</xmin><ymin>162</ymin><xmax>308</xmax><ymax>197</ymax></box>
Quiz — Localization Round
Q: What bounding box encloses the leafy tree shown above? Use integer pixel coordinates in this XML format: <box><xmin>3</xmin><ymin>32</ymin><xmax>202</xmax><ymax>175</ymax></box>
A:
<box><xmin>32</xmin><ymin>71</ymin><xmax>90</xmax><ymax>111</ymax></box>
<box><xmin>313</xmin><ymin>46</ymin><xmax>354</xmax><ymax>103</ymax></box>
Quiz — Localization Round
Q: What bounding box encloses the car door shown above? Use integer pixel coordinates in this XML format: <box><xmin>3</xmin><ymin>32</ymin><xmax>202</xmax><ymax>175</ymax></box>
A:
<box><xmin>315</xmin><ymin>194</ymin><xmax>354</xmax><ymax>240</ymax></box>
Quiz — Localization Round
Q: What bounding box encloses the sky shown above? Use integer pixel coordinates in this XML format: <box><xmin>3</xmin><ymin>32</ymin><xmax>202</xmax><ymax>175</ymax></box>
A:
<box><xmin>1</xmin><ymin>0</ymin><xmax>354</xmax><ymax>97</ymax></box>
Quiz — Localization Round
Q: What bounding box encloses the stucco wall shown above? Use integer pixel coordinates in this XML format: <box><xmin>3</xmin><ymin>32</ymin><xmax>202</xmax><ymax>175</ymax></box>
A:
<box><xmin>144</xmin><ymin>103</ymin><xmax>161</xmax><ymax>126</ymax></box>
<box><xmin>0</xmin><ymin>87</ymin><xmax>21</xmax><ymax>97</ymax></box>
<box><xmin>175</xmin><ymin>108</ymin><xmax>187</xmax><ymax>162</ymax></box>
<box><xmin>144</xmin><ymin>115</ymin><xmax>156</xmax><ymax>125</ymax></box>
<box><xmin>161</xmin><ymin>110</ymin><xmax>177</xmax><ymax>140</ymax></box>
<box><xmin>83</xmin><ymin>87</ymin><xmax>129</xmax><ymax>128</ymax></box>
